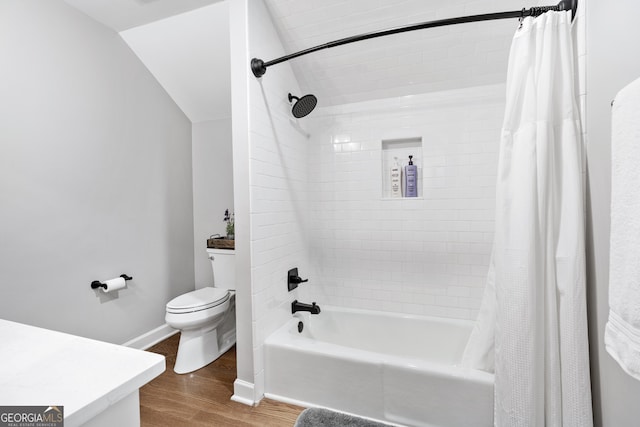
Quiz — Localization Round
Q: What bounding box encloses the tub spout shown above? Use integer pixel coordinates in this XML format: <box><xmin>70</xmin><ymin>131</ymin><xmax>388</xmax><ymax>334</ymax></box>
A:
<box><xmin>291</xmin><ymin>300</ymin><xmax>321</xmax><ymax>315</ymax></box>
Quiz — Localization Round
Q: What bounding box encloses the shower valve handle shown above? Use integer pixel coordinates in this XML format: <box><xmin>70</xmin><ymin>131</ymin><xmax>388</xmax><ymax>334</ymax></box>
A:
<box><xmin>287</xmin><ymin>267</ymin><xmax>308</xmax><ymax>291</ymax></box>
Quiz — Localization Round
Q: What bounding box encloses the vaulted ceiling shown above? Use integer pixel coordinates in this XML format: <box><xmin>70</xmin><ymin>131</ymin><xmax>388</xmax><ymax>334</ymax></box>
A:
<box><xmin>63</xmin><ymin>0</ymin><xmax>223</xmax><ymax>32</ymax></box>
<box><xmin>263</xmin><ymin>0</ymin><xmax>551</xmax><ymax>106</ymax></box>
<box><xmin>64</xmin><ymin>0</ymin><xmax>229</xmax><ymax>122</ymax></box>
<box><xmin>63</xmin><ymin>0</ymin><xmax>555</xmax><ymax>117</ymax></box>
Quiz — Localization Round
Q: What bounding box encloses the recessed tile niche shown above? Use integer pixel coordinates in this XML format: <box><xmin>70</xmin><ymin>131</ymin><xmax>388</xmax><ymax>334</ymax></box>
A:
<box><xmin>381</xmin><ymin>137</ymin><xmax>423</xmax><ymax>199</ymax></box>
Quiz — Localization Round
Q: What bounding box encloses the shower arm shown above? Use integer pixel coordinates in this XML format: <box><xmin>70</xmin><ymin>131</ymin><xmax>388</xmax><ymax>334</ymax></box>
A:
<box><xmin>251</xmin><ymin>0</ymin><xmax>577</xmax><ymax>78</ymax></box>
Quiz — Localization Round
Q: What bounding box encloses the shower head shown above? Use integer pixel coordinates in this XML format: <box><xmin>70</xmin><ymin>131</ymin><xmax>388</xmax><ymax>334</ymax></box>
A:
<box><xmin>288</xmin><ymin>93</ymin><xmax>317</xmax><ymax>118</ymax></box>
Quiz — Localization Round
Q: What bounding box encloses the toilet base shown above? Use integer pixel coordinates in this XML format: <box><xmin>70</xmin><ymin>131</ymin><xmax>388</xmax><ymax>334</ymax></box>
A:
<box><xmin>173</xmin><ymin>327</ymin><xmax>236</xmax><ymax>374</ymax></box>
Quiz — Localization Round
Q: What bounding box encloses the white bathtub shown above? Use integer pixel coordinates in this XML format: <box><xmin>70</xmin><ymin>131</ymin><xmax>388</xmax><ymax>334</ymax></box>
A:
<box><xmin>264</xmin><ymin>306</ymin><xmax>494</xmax><ymax>427</ymax></box>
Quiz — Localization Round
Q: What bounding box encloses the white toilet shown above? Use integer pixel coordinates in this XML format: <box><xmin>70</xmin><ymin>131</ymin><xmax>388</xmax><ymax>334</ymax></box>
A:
<box><xmin>165</xmin><ymin>248</ymin><xmax>236</xmax><ymax>374</ymax></box>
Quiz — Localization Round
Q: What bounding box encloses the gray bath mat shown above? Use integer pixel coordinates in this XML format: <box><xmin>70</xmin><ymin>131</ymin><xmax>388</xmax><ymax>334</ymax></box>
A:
<box><xmin>294</xmin><ymin>408</ymin><xmax>392</xmax><ymax>427</ymax></box>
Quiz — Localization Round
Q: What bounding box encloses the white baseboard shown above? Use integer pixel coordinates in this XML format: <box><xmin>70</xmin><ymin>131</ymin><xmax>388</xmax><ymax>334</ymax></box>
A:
<box><xmin>264</xmin><ymin>392</ymin><xmax>311</xmax><ymax>409</ymax></box>
<box><xmin>122</xmin><ymin>323</ymin><xmax>179</xmax><ymax>350</ymax></box>
<box><xmin>231</xmin><ymin>379</ymin><xmax>257</xmax><ymax>406</ymax></box>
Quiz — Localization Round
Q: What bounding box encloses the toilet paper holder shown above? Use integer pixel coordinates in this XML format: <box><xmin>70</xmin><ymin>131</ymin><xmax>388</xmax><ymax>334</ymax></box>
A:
<box><xmin>91</xmin><ymin>274</ymin><xmax>133</xmax><ymax>290</ymax></box>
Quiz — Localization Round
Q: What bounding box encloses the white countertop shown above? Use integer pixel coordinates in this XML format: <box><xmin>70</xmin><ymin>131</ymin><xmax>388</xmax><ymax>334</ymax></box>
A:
<box><xmin>0</xmin><ymin>319</ymin><xmax>165</xmax><ymax>426</ymax></box>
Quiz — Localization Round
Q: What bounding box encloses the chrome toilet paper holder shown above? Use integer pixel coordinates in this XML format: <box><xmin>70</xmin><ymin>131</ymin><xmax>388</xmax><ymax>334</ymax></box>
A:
<box><xmin>91</xmin><ymin>274</ymin><xmax>133</xmax><ymax>290</ymax></box>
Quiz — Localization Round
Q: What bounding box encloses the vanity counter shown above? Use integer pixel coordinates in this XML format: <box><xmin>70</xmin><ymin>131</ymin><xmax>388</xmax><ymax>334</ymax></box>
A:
<box><xmin>0</xmin><ymin>319</ymin><xmax>165</xmax><ymax>426</ymax></box>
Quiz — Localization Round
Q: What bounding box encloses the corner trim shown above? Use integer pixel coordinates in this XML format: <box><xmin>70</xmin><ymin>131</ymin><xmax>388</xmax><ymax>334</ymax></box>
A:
<box><xmin>231</xmin><ymin>379</ymin><xmax>257</xmax><ymax>406</ymax></box>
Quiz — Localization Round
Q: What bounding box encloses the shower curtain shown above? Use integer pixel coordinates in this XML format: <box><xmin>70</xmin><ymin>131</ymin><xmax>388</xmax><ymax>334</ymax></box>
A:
<box><xmin>462</xmin><ymin>11</ymin><xmax>593</xmax><ymax>427</ymax></box>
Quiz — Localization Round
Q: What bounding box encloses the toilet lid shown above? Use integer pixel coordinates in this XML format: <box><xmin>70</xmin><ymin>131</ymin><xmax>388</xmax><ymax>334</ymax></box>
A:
<box><xmin>166</xmin><ymin>287</ymin><xmax>229</xmax><ymax>313</ymax></box>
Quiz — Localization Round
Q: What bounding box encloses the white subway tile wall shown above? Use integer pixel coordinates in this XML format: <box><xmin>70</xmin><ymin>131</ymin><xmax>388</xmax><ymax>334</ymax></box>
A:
<box><xmin>305</xmin><ymin>85</ymin><xmax>505</xmax><ymax>320</ymax></box>
<box><xmin>246</xmin><ymin>0</ymin><xmax>312</xmax><ymax>397</ymax></box>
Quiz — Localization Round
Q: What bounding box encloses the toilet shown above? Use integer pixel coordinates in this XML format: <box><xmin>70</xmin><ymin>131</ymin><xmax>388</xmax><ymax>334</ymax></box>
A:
<box><xmin>165</xmin><ymin>248</ymin><xmax>236</xmax><ymax>374</ymax></box>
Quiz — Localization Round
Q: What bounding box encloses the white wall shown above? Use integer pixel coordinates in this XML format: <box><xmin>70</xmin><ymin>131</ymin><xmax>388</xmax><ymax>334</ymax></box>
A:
<box><xmin>306</xmin><ymin>85</ymin><xmax>504</xmax><ymax>319</ymax></box>
<box><xmin>0</xmin><ymin>0</ymin><xmax>194</xmax><ymax>344</ymax></box>
<box><xmin>247</xmin><ymin>0</ymin><xmax>311</xmax><ymax>399</ymax></box>
<box><xmin>585</xmin><ymin>0</ymin><xmax>640</xmax><ymax>425</ymax></box>
<box><xmin>192</xmin><ymin>118</ymin><xmax>234</xmax><ymax>288</ymax></box>
<box><xmin>229</xmin><ymin>0</ymin><xmax>311</xmax><ymax>403</ymax></box>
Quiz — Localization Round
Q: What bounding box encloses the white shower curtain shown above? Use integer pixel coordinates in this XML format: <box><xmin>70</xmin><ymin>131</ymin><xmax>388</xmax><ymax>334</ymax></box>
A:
<box><xmin>462</xmin><ymin>11</ymin><xmax>593</xmax><ymax>427</ymax></box>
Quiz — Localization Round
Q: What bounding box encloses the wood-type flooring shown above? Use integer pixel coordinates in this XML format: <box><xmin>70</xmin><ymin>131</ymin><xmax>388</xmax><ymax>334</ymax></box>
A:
<box><xmin>140</xmin><ymin>333</ymin><xmax>304</xmax><ymax>426</ymax></box>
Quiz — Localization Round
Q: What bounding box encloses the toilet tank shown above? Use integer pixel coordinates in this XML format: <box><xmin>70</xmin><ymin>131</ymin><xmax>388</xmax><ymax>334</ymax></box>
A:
<box><xmin>206</xmin><ymin>248</ymin><xmax>235</xmax><ymax>290</ymax></box>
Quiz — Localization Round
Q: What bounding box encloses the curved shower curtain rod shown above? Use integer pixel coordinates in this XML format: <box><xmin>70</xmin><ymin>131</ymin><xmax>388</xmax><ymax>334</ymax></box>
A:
<box><xmin>251</xmin><ymin>0</ymin><xmax>577</xmax><ymax>78</ymax></box>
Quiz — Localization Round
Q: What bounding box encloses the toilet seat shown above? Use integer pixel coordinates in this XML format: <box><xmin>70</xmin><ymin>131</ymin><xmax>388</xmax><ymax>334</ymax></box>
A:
<box><xmin>166</xmin><ymin>287</ymin><xmax>230</xmax><ymax>314</ymax></box>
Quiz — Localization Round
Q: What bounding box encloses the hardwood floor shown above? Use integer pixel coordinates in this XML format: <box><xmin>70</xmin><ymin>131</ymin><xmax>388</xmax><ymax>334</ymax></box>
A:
<box><xmin>140</xmin><ymin>334</ymin><xmax>304</xmax><ymax>426</ymax></box>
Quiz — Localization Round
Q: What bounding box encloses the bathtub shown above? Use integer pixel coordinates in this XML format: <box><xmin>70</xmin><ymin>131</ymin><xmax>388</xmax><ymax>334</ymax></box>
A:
<box><xmin>264</xmin><ymin>306</ymin><xmax>494</xmax><ymax>427</ymax></box>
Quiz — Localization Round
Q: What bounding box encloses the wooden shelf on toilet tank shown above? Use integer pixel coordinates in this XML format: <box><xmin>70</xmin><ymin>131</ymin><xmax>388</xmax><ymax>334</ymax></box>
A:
<box><xmin>207</xmin><ymin>237</ymin><xmax>235</xmax><ymax>250</ymax></box>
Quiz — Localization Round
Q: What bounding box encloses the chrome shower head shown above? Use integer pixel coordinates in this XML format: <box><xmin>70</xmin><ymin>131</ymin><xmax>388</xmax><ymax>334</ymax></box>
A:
<box><xmin>288</xmin><ymin>93</ymin><xmax>317</xmax><ymax>118</ymax></box>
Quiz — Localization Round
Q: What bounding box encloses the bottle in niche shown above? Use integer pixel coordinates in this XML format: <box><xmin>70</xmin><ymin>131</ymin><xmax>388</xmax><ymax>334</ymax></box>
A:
<box><xmin>404</xmin><ymin>155</ymin><xmax>418</xmax><ymax>197</ymax></box>
<box><xmin>390</xmin><ymin>156</ymin><xmax>402</xmax><ymax>198</ymax></box>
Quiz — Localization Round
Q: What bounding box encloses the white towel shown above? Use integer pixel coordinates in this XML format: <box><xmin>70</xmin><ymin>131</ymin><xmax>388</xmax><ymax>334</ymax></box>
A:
<box><xmin>605</xmin><ymin>76</ymin><xmax>640</xmax><ymax>381</ymax></box>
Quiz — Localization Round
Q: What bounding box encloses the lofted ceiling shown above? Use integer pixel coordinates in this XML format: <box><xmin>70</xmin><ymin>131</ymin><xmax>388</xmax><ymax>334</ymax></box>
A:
<box><xmin>64</xmin><ymin>0</ymin><xmax>229</xmax><ymax>123</ymax></box>
<box><xmin>119</xmin><ymin>2</ymin><xmax>230</xmax><ymax>122</ymax></box>
<box><xmin>263</xmin><ymin>0</ymin><xmax>552</xmax><ymax>106</ymax></box>
<box><xmin>63</xmin><ymin>0</ymin><xmax>556</xmax><ymax>118</ymax></box>
<box><xmin>63</xmin><ymin>0</ymin><xmax>224</xmax><ymax>32</ymax></box>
